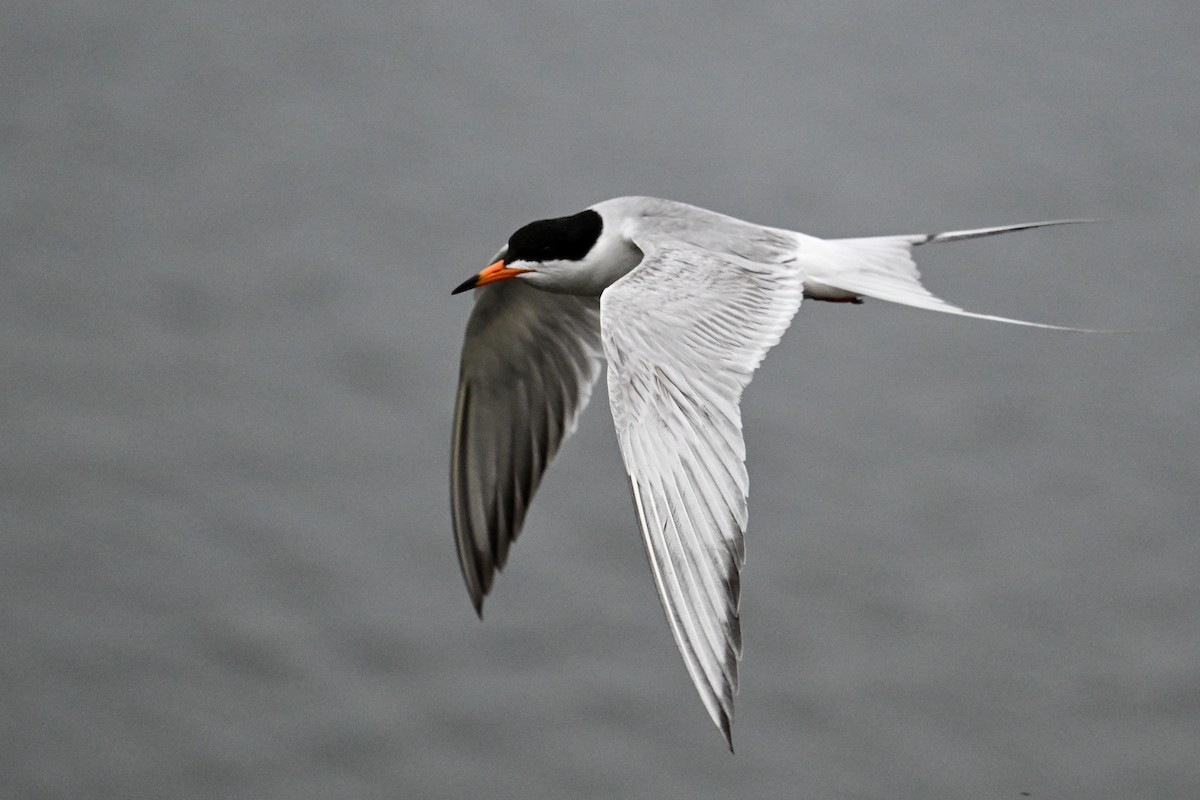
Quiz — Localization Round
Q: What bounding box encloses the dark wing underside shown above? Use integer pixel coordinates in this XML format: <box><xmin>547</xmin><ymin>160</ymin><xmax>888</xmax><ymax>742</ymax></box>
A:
<box><xmin>451</xmin><ymin>280</ymin><xmax>603</xmax><ymax>614</ymax></box>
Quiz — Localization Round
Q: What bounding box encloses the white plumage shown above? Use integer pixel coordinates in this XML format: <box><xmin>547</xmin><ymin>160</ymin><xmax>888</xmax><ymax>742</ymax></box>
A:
<box><xmin>450</xmin><ymin>196</ymin><xmax>1094</xmax><ymax>747</ymax></box>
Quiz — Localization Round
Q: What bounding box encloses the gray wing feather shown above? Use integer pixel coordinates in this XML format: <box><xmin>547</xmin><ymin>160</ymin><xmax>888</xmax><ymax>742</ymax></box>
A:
<box><xmin>600</xmin><ymin>240</ymin><xmax>803</xmax><ymax>747</ymax></box>
<box><xmin>451</xmin><ymin>280</ymin><xmax>603</xmax><ymax>614</ymax></box>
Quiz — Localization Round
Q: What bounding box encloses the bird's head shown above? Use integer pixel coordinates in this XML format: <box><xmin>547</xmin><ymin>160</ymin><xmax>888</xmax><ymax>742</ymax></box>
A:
<box><xmin>452</xmin><ymin>206</ymin><xmax>641</xmax><ymax>297</ymax></box>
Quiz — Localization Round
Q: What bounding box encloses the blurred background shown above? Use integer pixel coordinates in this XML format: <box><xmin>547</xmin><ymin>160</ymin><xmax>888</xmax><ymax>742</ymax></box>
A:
<box><xmin>2</xmin><ymin>1</ymin><xmax>1198</xmax><ymax>798</ymax></box>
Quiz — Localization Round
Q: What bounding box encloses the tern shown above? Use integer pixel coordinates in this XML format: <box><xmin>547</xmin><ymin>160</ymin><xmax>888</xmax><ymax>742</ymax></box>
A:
<box><xmin>449</xmin><ymin>196</ymin><xmax>1094</xmax><ymax>747</ymax></box>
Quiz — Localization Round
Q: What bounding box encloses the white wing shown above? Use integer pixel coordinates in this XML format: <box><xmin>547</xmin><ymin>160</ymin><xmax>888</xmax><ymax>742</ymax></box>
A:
<box><xmin>451</xmin><ymin>280</ymin><xmax>603</xmax><ymax>614</ymax></box>
<box><xmin>600</xmin><ymin>239</ymin><xmax>804</xmax><ymax>747</ymax></box>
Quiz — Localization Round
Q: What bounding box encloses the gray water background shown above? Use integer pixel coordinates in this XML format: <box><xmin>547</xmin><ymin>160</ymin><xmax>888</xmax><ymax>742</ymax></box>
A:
<box><xmin>3</xmin><ymin>2</ymin><xmax>1199</xmax><ymax>798</ymax></box>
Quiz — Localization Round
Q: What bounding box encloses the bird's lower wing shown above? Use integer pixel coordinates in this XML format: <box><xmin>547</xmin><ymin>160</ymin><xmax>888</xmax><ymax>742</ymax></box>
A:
<box><xmin>600</xmin><ymin>240</ymin><xmax>804</xmax><ymax>747</ymax></box>
<box><xmin>451</xmin><ymin>281</ymin><xmax>603</xmax><ymax>615</ymax></box>
<box><xmin>801</xmin><ymin>219</ymin><xmax>1105</xmax><ymax>331</ymax></box>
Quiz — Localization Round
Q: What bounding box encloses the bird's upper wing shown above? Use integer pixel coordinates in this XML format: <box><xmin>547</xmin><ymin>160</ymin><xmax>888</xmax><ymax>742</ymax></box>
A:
<box><xmin>600</xmin><ymin>237</ymin><xmax>804</xmax><ymax>746</ymax></box>
<box><xmin>451</xmin><ymin>279</ymin><xmax>603</xmax><ymax>614</ymax></box>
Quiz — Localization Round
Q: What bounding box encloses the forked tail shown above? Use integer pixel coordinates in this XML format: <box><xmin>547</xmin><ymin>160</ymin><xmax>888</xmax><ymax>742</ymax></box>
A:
<box><xmin>802</xmin><ymin>219</ymin><xmax>1106</xmax><ymax>332</ymax></box>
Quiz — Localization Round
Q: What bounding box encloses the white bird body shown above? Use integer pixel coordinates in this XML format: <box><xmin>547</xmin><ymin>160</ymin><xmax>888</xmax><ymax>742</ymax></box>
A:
<box><xmin>450</xmin><ymin>196</ymin><xmax>1094</xmax><ymax>747</ymax></box>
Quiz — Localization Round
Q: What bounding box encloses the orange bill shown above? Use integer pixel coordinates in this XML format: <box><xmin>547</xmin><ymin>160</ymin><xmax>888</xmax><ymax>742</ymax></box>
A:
<box><xmin>451</xmin><ymin>260</ymin><xmax>532</xmax><ymax>294</ymax></box>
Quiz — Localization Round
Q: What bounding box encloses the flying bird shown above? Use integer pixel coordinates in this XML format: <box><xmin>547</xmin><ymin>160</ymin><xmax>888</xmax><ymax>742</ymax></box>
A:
<box><xmin>449</xmin><ymin>196</ymin><xmax>1093</xmax><ymax>747</ymax></box>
